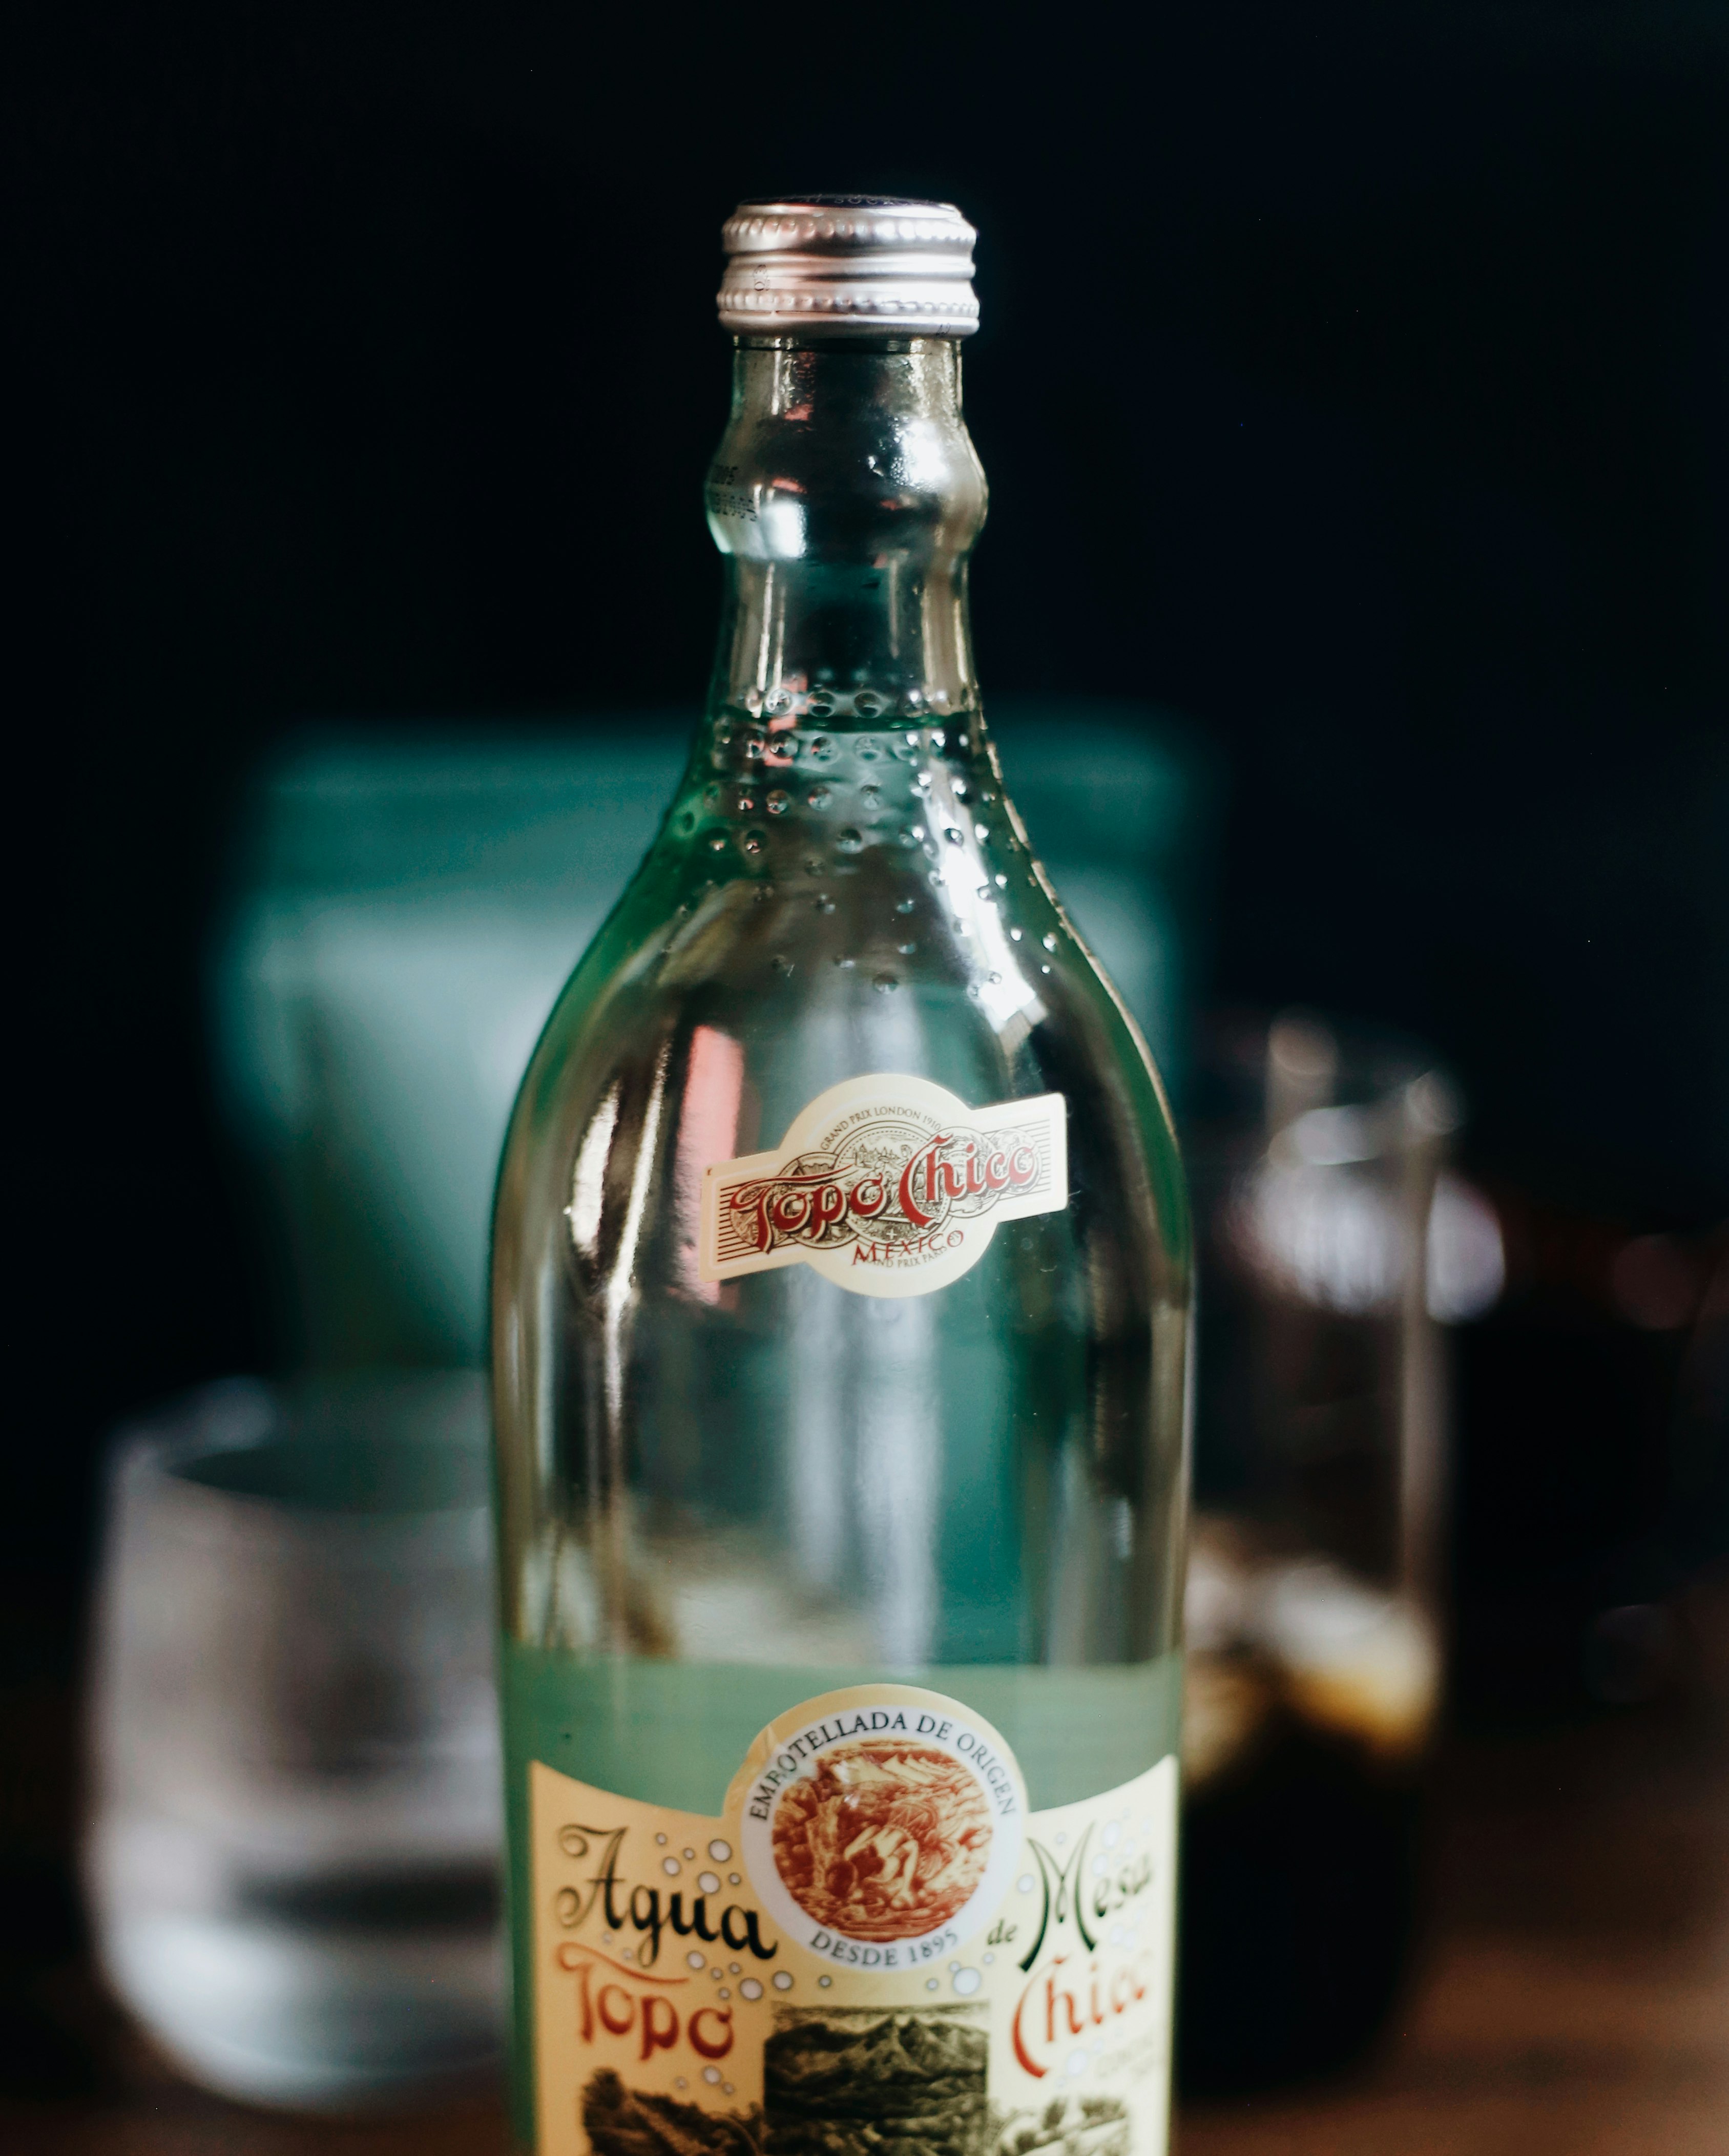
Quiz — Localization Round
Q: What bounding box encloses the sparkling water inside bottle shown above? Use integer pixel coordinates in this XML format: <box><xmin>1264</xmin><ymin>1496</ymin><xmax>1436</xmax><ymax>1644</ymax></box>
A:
<box><xmin>490</xmin><ymin>330</ymin><xmax>1191</xmax><ymax>2146</ymax></box>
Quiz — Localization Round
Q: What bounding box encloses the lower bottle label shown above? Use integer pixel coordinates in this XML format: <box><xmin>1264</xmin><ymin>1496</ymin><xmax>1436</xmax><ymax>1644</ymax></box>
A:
<box><xmin>529</xmin><ymin>1682</ymin><xmax>1177</xmax><ymax>2156</ymax></box>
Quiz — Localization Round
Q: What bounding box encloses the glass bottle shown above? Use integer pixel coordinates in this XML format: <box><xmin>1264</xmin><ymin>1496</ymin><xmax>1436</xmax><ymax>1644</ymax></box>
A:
<box><xmin>491</xmin><ymin>199</ymin><xmax>1191</xmax><ymax>2156</ymax></box>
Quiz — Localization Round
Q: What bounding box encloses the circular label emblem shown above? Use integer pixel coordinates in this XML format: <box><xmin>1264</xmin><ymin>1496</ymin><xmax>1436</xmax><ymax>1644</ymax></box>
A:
<box><xmin>734</xmin><ymin>1686</ymin><xmax>1027</xmax><ymax>1964</ymax></box>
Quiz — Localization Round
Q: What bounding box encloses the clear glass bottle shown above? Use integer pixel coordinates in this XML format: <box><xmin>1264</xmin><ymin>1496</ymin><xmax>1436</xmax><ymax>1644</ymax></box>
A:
<box><xmin>491</xmin><ymin>199</ymin><xmax>1191</xmax><ymax>2156</ymax></box>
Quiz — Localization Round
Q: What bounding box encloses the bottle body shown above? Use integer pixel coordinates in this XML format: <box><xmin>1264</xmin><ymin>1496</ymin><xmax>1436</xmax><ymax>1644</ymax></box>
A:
<box><xmin>492</xmin><ymin>333</ymin><xmax>1190</xmax><ymax>2155</ymax></box>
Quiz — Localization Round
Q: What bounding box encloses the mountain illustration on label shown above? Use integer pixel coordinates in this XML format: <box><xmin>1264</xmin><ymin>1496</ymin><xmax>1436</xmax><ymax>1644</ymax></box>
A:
<box><xmin>699</xmin><ymin>1075</ymin><xmax>1068</xmax><ymax>1297</ymax></box>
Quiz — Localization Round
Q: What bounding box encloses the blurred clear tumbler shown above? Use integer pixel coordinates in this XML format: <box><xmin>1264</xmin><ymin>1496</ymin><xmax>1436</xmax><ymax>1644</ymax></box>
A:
<box><xmin>85</xmin><ymin>1377</ymin><xmax>503</xmax><ymax>2109</ymax></box>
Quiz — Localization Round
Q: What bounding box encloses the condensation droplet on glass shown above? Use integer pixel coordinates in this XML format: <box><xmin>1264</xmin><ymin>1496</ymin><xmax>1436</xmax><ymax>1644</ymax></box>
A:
<box><xmin>1040</xmin><ymin>962</ymin><xmax>1052</xmax><ymax>973</ymax></box>
<box><xmin>764</xmin><ymin>689</ymin><xmax>792</xmax><ymax>716</ymax></box>
<box><xmin>772</xmin><ymin>1972</ymin><xmax>794</xmax><ymax>1992</ymax></box>
<box><xmin>741</xmin><ymin>829</ymin><xmax>766</xmax><ymax>855</ymax></box>
<box><xmin>814</xmin><ymin>894</ymin><xmax>835</xmax><ymax>914</ymax></box>
<box><xmin>707</xmin><ymin>834</ymin><xmax>727</xmax><ymax>852</ymax></box>
<box><xmin>872</xmin><ymin>974</ymin><xmax>898</xmax><ymax>994</ymax></box>
<box><xmin>836</xmin><ymin>828</ymin><xmax>863</xmax><ymax>851</ymax></box>
<box><xmin>967</xmin><ymin>983</ymin><xmax>980</xmax><ymax>998</ymax></box>
<box><xmin>988</xmin><ymin>972</ymin><xmax>1002</xmax><ymax>985</ymax></box>
<box><xmin>995</xmin><ymin>872</ymin><xmax>1008</xmax><ymax>887</ymax></box>
<box><xmin>771</xmin><ymin>954</ymin><xmax>793</xmax><ymax>974</ymax></box>
<box><xmin>810</xmin><ymin>737</ymin><xmax>836</xmax><ymax>762</ymax></box>
<box><xmin>1009</xmin><ymin>926</ymin><xmax>1023</xmax><ymax>940</ymax></box>
<box><xmin>976</xmin><ymin>885</ymin><xmax>994</xmax><ymax>902</ymax></box>
<box><xmin>951</xmin><ymin>777</ymin><xmax>967</xmax><ymax>798</ymax></box>
<box><xmin>945</xmin><ymin>827</ymin><xmax>964</xmax><ymax>846</ymax></box>
<box><xmin>855</xmin><ymin>690</ymin><xmax>883</xmax><ymax>717</ymax></box>
<box><xmin>1043</xmin><ymin>932</ymin><xmax>1058</xmax><ymax>950</ymax></box>
<box><xmin>704</xmin><ymin>783</ymin><xmax>723</xmax><ymax>807</ymax></box>
<box><xmin>737</xmin><ymin>793</ymin><xmax>756</xmax><ymax>813</ymax></box>
<box><xmin>895</xmin><ymin>896</ymin><xmax>916</xmax><ymax>914</ymax></box>
<box><xmin>834</xmin><ymin>953</ymin><xmax>855</xmax><ymax>968</ymax></box>
<box><xmin>676</xmin><ymin>809</ymin><xmax>696</xmax><ymax>833</ymax></box>
<box><xmin>766</xmin><ymin>789</ymin><xmax>790</xmax><ymax>815</ymax></box>
<box><xmin>975</xmin><ymin>822</ymin><xmax>989</xmax><ymax>840</ymax></box>
<box><xmin>897</xmin><ymin>940</ymin><xmax>916</xmax><ymax>955</ymax></box>
<box><xmin>807</xmin><ymin>786</ymin><xmax>830</xmax><ymax>809</ymax></box>
<box><xmin>860</xmin><ymin>785</ymin><xmax>881</xmax><ymax>809</ymax></box>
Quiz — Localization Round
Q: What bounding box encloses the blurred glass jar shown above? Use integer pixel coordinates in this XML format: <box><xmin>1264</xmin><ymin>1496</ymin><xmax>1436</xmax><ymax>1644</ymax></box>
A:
<box><xmin>84</xmin><ymin>1376</ymin><xmax>504</xmax><ymax>2110</ymax></box>
<box><xmin>1178</xmin><ymin>1014</ymin><xmax>1502</xmax><ymax>2090</ymax></box>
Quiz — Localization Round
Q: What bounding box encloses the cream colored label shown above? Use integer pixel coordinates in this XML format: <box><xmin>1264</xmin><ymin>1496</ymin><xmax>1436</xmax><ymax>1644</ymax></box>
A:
<box><xmin>699</xmin><ymin>1076</ymin><xmax>1068</xmax><ymax>1298</ymax></box>
<box><xmin>530</xmin><ymin>1683</ymin><xmax>1176</xmax><ymax>2156</ymax></box>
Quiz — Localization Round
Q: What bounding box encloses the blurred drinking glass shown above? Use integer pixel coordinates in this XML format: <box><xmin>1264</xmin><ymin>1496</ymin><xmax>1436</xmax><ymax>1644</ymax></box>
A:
<box><xmin>84</xmin><ymin>1375</ymin><xmax>503</xmax><ymax>2110</ymax></box>
<box><xmin>1179</xmin><ymin>1013</ymin><xmax>1500</xmax><ymax>2089</ymax></box>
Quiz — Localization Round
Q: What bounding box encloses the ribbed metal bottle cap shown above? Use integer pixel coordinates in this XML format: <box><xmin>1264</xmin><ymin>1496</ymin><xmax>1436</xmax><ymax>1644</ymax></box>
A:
<box><xmin>718</xmin><ymin>196</ymin><xmax>978</xmax><ymax>338</ymax></box>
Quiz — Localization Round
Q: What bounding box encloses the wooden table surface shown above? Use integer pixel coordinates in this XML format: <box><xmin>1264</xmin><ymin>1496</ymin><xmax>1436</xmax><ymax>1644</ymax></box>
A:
<box><xmin>8</xmin><ymin>1649</ymin><xmax>1727</xmax><ymax>2156</ymax></box>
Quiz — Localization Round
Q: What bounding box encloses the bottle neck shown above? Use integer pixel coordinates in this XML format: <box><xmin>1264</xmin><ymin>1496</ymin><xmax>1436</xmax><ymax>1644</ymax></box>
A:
<box><xmin>704</xmin><ymin>338</ymin><xmax>987</xmax><ymax>729</ymax></box>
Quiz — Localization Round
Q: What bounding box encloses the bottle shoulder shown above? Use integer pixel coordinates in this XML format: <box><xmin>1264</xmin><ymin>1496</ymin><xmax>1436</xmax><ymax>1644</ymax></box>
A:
<box><xmin>497</xmin><ymin>841</ymin><xmax>1190</xmax><ymax>1297</ymax></box>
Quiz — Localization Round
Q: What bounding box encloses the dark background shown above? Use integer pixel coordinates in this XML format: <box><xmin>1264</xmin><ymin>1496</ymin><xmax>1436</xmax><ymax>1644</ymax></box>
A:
<box><xmin>9</xmin><ymin>6</ymin><xmax>1725</xmax><ymax>1691</ymax></box>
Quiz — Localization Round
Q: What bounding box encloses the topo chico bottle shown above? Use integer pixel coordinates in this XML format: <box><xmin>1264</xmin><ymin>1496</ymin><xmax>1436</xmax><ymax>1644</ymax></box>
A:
<box><xmin>491</xmin><ymin>198</ymin><xmax>1192</xmax><ymax>2156</ymax></box>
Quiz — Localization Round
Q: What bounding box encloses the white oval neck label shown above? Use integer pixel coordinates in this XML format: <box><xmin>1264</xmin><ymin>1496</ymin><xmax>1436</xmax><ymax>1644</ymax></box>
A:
<box><xmin>698</xmin><ymin>1075</ymin><xmax>1068</xmax><ymax>1298</ymax></box>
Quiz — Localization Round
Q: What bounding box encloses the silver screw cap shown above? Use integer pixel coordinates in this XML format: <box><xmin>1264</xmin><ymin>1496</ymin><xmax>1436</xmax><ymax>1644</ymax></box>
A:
<box><xmin>718</xmin><ymin>196</ymin><xmax>978</xmax><ymax>338</ymax></box>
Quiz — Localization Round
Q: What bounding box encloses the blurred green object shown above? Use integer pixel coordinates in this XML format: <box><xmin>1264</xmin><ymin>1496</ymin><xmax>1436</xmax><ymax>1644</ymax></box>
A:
<box><xmin>214</xmin><ymin>704</ymin><xmax>1217</xmax><ymax>1370</ymax></box>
